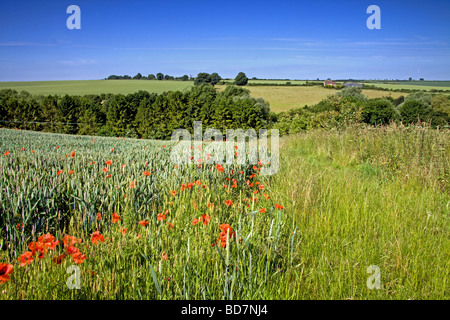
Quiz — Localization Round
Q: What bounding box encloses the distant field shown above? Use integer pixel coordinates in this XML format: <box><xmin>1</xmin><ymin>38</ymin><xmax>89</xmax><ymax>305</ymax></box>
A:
<box><xmin>216</xmin><ymin>85</ymin><xmax>407</xmax><ymax>113</ymax></box>
<box><xmin>223</xmin><ymin>79</ymin><xmax>309</xmax><ymax>85</ymax></box>
<box><xmin>363</xmin><ymin>81</ymin><xmax>450</xmax><ymax>91</ymax></box>
<box><xmin>0</xmin><ymin>80</ymin><xmax>194</xmax><ymax>96</ymax></box>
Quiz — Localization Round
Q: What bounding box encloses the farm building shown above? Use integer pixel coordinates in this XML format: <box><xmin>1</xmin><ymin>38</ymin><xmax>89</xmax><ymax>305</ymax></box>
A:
<box><xmin>343</xmin><ymin>82</ymin><xmax>363</xmax><ymax>88</ymax></box>
<box><xmin>323</xmin><ymin>80</ymin><xmax>337</xmax><ymax>87</ymax></box>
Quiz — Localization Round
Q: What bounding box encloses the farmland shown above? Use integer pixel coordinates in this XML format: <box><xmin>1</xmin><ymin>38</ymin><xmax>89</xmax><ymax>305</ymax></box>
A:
<box><xmin>216</xmin><ymin>85</ymin><xmax>407</xmax><ymax>113</ymax></box>
<box><xmin>0</xmin><ymin>124</ymin><xmax>448</xmax><ymax>299</ymax></box>
<box><xmin>0</xmin><ymin>80</ymin><xmax>194</xmax><ymax>96</ymax></box>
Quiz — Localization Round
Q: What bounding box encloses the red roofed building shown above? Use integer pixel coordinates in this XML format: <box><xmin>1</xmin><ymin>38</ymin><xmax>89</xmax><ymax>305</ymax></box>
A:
<box><xmin>323</xmin><ymin>80</ymin><xmax>337</xmax><ymax>87</ymax></box>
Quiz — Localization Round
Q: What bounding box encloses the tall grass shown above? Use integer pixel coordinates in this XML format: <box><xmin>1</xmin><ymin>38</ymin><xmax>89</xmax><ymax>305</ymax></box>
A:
<box><xmin>270</xmin><ymin>123</ymin><xmax>449</xmax><ymax>299</ymax></box>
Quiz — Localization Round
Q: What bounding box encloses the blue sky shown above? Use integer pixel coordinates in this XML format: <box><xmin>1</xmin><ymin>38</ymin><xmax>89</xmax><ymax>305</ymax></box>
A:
<box><xmin>0</xmin><ymin>0</ymin><xmax>449</xmax><ymax>81</ymax></box>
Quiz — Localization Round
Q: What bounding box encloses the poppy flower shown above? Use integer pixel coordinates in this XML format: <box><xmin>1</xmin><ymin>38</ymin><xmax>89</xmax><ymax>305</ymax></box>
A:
<box><xmin>200</xmin><ymin>214</ymin><xmax>211</xmax><ymax>226</ymax></box>
<box><xmin>3</xmin><ymin>151</ymin><xmax>10</xmax><ymax>156</ymax></box>
<box><xmin>105</xmin><ymin>174</ymin><xmax>112</xmax><ymax>178</ymax></box>
<box><xmin>57</xmin><ymin>170</ymin><xmax>63</xmax><ymax>176</ymax></box>
<box><xmin>259</xmin><ymin>184</ymin><xmax>264</xmax><ymax>190</ymax></box>
<box><xmin>129</xmin><ymin>180</ymin><xmax>135</xmax><ymax>189</ymax></box>
<box><xmin>71</xmin><ymin>151</ymin><xmax>76</xmax><ymax>158</ymax></box>
<box><xmin>18</xmin><ymin>251</ymin><xmax>34</xmax><ymax>267</ymax></box>
<box><xmin>224</xmin><ymin>199</ymin><xmax>233</xmax><ymax>206</ymax></box>
<box><xmin>208</xmin><ymin>203</ymin><xmax>214</xmax><ymax>209</ymax></box>
<box><xmin>68</xmin><ymin>170</ymin><xmax>74</xmax><ymax>175</ymax></box>
<box><xmin>62</xmin><ymin>235</ymin><xmax>81</xmax><ymax>246</ymax></box>
<box><xmin>157</xmin><ymin>213</ymin><xmax>166</xmax><ymax>221</ymax></box>
<box><xmin>144</xmin><ymin>170</ymin><xmax>151</xmax><ymax>176</ymax></box>
<box><xmin>71</xmin><ymin>252</ymin><xmax>86</xmax><ymax>264</ymax></box>
<box><xmin>102</xmin><ymin>167</ymin><xmax>109</xmax><ymax>172</ymax></box>
<box><xmin>259</xmin><ymin>208</ymin><xmax>266</xmax><ymax>213</ymax></box>
<box><xmin>171</xmin><ymin>190</ymin><xmax>177</xmax><ymax>196</ymax></box>
<box><xmin>31</xmin><ymin>150</ymin><xmax>35</xmax><ymax>153</ymax></box>
<box><xmin>139</xmin><ymin>220</ymin><xmax>149</xmax><ymax>227</ymax></box>
<box><xmin>52</xmin><ymin>254</ymin><xmax>66</xmax><ymax>265</ymax></box>
<box><xmin>91</xmin><ymin>231</ymin><xmax>105</xmax><ymax>245</ymax></box>
<box><xmin>191</xmin><ymin>219</ymin><xmax>199</xmax><ymax>226</ymax></box>
<box><xmin>0</xmin><ymin>263</ymin><xmax>14</xmax><ymax>283</ymax></box>
<box><xmin>161</xmin><ymin>252</ymin><xmax>168</xmax><ymax>260</ymax></box>
<box><xmin>111</xmin><ymin>212</ymin><xmax>120</xmax><ymax>223</ymax></box>
<box><xmin>56</xmin><ymin>146</ymin><xmax>60</xmax><ymax>149</ymax></box>
<box><xmin>106</xmin><ymin>160</ymin><xmax>112</xmax><ymax>166</ymax></box>
<box><xmin>274</xmin><ymin>204</ymin><xmax>284</xmax><ymax>210</ymax></box>
<box><xmin>97</xmin><ymin>212</ymin><xmax>102</xmax><ymax>220</ymax></box>
<box><xmin>65</xmin><ymin>246</ymin><xmax>80</xmax><ymax>255</ymax></box>
<box><xmin>167</xmin><ymin>223</ymin><xmax>174</xmax><ymax>230</ymax></box>
<box><xmin>119</xmin><ymin>228</ymin><xmax>127</xmax><ymax>234</ymax></box>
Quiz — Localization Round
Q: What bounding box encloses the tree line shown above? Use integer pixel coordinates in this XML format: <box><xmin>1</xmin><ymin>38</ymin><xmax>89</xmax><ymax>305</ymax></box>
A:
<box><xmin>0</xmin><ymin>85</ymin><xmax>272</xmax><ymax>139</ymax></box>
<box><xmin>106</xmin><ymin>72</ymin><xmax>250</xmax><ymax>86</ymax></box>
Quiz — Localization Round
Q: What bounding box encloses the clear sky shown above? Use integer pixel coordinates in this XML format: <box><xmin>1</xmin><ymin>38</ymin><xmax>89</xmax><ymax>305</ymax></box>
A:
<box><xmin>0</xmin><ymin>0</ymin><xmax>449</xmax><ymax>81</ymax></box>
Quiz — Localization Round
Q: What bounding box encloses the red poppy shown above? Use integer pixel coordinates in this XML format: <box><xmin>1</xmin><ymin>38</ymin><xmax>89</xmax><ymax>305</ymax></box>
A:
<box><xmin>129</xmin><ymin>180</ymin><xmax>135</xmax><ymax>189</ymax></box>
<box><xmin>157</xmin><ymin>213</ymin><xmax>166</xmax><ymax>221</ymax></box>
<box><xmin>224</xmin><ymin>199</ymin><xmax>233</xmax><ymax>206</ymax></box>
<box><xmin>52</xmin><ymin>254</ymin><xmax>66</xmax><ymax>265</ymax></box>
<box><xmin>106</xmin><ymin>160</ymin><xmax>112</xmax><ymax>166</ymax></box>
<box><xmin>62</xmin><ymin>235</ymin><xmax>81</xmax><ymax>246</ymax></box>
<box><xmin>139</xmin><ymin>220</ymin><xmax>149</xmax><ymax>227</ymax></box>
<box><xmin>91</xmin><ymin>231</ymin><xmax>105</xmax><ymax>245</ymax></box>
<box><xmin>57</xmin><ymin>170</ymin><xmax>63</xmax><ymax>176</ymax></box>
<box><xmin>3</xmin><ymin>151</ymin><xmax>10</xmax><ymax>156</ymax></box>
<box><xmin>171</xmin><ymin>190</ymin><xmax>177</xmax><ymax>196</ymax></box>
<box><xmin>105</xmin><ymin>174</ymin><xmax>112</xmax><ymax>178</ymax></box>
<box><xmin>191</xmin><ymin>219</ymin><xmax>199</xmax><ymax>226</ymax></box>
<box><xmin>259</xmin><ymin>208</ymin><xmax>266</xmax><ymax>213</ymax></box>
<box><xmin>0</xmin><ymin>263</ymin><xmax>14</xmax><ymax>283</ymax></box>
<box><xmin>71</xmin><ymin>252</ymin><xmax>86</xmax><ymax>264</ymax></box>
<box><xmin>71</xmin><ymin>151</ymin><xmax>76</xmax><ymax>158</ymax></box>
<box><xmin>119</xmin><ymin>228</ymin><xmax>127</xmax><ymax>234</ymax></box>
<box><xmin>18</xmin><ymin>251</ymin><xmax>34</xmax><ymax>267</ymax></box>
<box><xmin>274</xmin><ymin>204</ymin><xmax>284</xmax><ymax>210</ymax></box>
<box><xmin>97</xmin><ymin>212</ymin><xmax>102</xmax><ymax>220</ymax></box>
<box><xmin>200</xmin><ymin>214</ymin><xmax>211</xmax><ymax>226</ymax></box>
<box><xmin>167</xmin><ymin>223</ymin><xmax>174</xmax><ymax>230</ymax></box>
<box><xmin>102</xmin><ymin>167</ymin><xmax>109</xmax><ymax>173</ymax></box>
<box><xmin>68</xmin><ymin>170</ymin><xmax>74</xmax><ymax>175</ymax></box>
<box><xmin>144</xmin><ymin>170</ymin><xmax>151</xmax><ymax>176</ymax></box>
<box><xmin>65</xmin><ymin>246</ymin><xmax>80</xmax><ymax>255</ymax></box>
<box><xmin>161</xmin><ymin>251</ymin><xmax>168</xmax><ymax>260</ymax></box>
<box><xmin>111</xmin><ymin>212</ymin><xmax>120</xmax><ymax>223</ymax></box>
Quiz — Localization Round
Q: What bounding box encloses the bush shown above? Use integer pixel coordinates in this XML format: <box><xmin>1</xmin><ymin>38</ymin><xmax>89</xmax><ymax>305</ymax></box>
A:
<box><xmin>361</xmin><ymin>98</ymin><xmax>396</xmax><ymax>125</ymax></box>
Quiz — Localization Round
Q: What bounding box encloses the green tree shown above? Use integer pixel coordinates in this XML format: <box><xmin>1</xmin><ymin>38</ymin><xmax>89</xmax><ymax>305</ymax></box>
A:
<box><xmin>210</xmin><ymin>72</ymin><xmax>222</xmax><ymax>85</ymax></box>
<box><xmin>156</xmin><ymin>73</ymin><xmax>164</xmax><ymax>80</ymax></box>
<box><xmin>234</xmin><ymin>72</ymin><xmax>248</xmax><ymax>86</ymax></box>
<box><xmin>133</xmin><ymin>73</ymin><xmax>142</xmax><ymax>80</ymax></box>
<box><xmin>148</xmin><ymin>74</ymin><xmax>156</xmax><ymax>80</ymax></box>
<box><xmin>194</xmin><ymin>73</ymin><xmax>212</xmax><ymax>86</ymax></box>
<box><xmin>361</xmin><ymin>98</ymin><xmax>395</xmax><ymax>125</ymax></box>
<box><xmin>399</xmin><ymin>100</ymin><xmax>432</xmax><ymax>124</ymax></box>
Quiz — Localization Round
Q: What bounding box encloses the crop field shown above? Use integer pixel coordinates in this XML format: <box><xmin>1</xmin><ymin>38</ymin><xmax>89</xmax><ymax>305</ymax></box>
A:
<box><xmin>216</xmin><ymin>85</ymin><xmax>407</xmax><ymax>113</ymax></box>
<box><xmin>364</xmin><ymin>81</ymin><xmax>450</xmax><ymax>91</ymax></box>
<box><xmin>0</xmin><ymin>80</ymin><xmax>194</xmax><ymax>96</ymax></box>
<box><xmin>0</xmin><ymin>124</ymin><xmax>448</xmax><ymax>299</ymax></box>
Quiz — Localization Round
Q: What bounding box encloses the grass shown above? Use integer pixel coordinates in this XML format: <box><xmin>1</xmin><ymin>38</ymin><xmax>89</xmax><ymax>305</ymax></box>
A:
<box><xmin>364</xmin><ymin>82</ymin><xmax>450</xmax><ymax>91</ymax></box>
<box><xmin>216</xmin><ymin>85</ymin><xmax>407</xmax><ymax>113</ymax></box>
<box><xmin>0</xmin><ymin>124</ymin><xmax>448</xmax><ymax>299</ymax></box>
<box><xmin>0</xmin><ymin>80</ymin><xmax>194</xmax><ymax>96</ymax></box>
